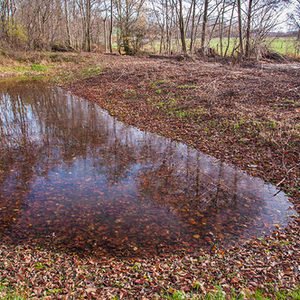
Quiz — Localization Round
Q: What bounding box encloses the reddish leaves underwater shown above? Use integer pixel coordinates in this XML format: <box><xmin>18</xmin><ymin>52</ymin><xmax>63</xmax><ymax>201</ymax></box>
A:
<box><xmin>0</xmin><ymin>80</ymin><xmax>296</xmax><ymax>260</ymax></box>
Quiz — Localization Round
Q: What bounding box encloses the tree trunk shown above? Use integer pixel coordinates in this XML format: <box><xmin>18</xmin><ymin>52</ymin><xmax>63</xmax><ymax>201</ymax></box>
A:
<box><xmin>201</xmin><ymin>0</ymin><xmax>209</xmax><ymax>55</ymax></box>
<box><xmin>109</xmin><ymin>0</ymin><xmax>113</xmax><ymax>53</ymax></box>
<box><xmin>103</xmin><ymin>17</ymin><xmax>107</xmax><ymax>52</ymax></box>
<box><xmin>85</xmin><ymin>0</ymin><xmax>91</xmax><ymax>52</ymax></box>
<box><xmin>159</xmin><ymin>30</ymin><xmax>164</xmax><ymax>54</ymax></box>
<box><xmin>189</xmin><ymin>0</ymin><xmax>196</xmax><ymax>54</ymax></box>
<box><xmin>237</xmin><ymin>0</ymin><xmax>243</xmax><ymax>55</ymax></box>
<box><xmin>245</xmin><ymin>0</ymin><xmax>253</xmax><ymax>57</ymax></box>
<box><xmin>165</xmin><ymin>0</ymin><xmax>170</xmax><ymax>54</ymax></box>
<box><xmin>219</xmin><ymin>0</ymin><xmax>226</xmax><ymax>57</ymax></box>
<box><xmin>178</xmin><ymin>0</ymin><xmax>186</xmax><ymax>53</ymax></box>
<box><xmin>64</xmin><ymin>0</ymin><xmax>71</xmax><ymax>47</ymax></box>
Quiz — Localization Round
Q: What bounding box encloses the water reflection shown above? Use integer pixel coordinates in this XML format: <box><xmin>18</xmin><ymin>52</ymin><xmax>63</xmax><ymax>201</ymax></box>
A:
<box><xmin>0</xmin><ymin>80</ymin><xmax>296</xmax><ymax>257</ymax></box>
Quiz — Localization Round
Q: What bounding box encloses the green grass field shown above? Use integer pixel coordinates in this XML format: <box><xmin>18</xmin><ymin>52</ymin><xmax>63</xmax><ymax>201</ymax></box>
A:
<box><xmin>267</xmin><ymin>37</ymin><xmax>299</xmax><ymax>56</ymax></box>
<box><xmin>209</xmin><ymin>37</ymin><xmax>299</xmax><ymax>57</ymax></box>
<box><xmin>141</xmin><ymin>37</ymin><xmax>299</xmax><ymax>58</ymax></box>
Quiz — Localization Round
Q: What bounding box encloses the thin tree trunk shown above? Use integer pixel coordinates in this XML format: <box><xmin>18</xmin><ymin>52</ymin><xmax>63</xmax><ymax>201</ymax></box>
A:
<box><xmin>109</xmin><ymin>0</ymin><xmax>113</xmax><ymax>53</ymax></box>
<box><xmin>104</xmin><ymin>17</ymin><xmax>107</xmax><ymax>52</ymax></box>
<box><xmin>178</xmin><ymin>0</ymin><xmax>187</xmax><ymax>53</ymax></box>
<box><xmin>189</xmin><ymin>0</ymin><xmax>196</xmax><ymax>53</ymax></box>
<box><xmin>245</xmin><ymin>0</ymin><xmax>253</xmax><ymax>57</ymax></box>
<box><xmin>219</xmin><ymin>0</ymin><xmax>226</xmax><ymax>56</ymax></box>
<box><xmin>165</xmin><ymin>0</ymin><xmax>170</xmax><ymax>54</ymax></box>
<box><xmin>208</xmin><ymin>12</ymin><xmax>220</xmax><ymax>46</ymax></box>
<box><xmin>64</xmin><ymin>0</ymin><xmax>71</xmax><ymax>47</ymax></box>
<box><xmin>192</xmin><ymin>10</ymin><xmax>203</xmax><ymax>50</ymax></box>
<box><xmin>86</xmin><ymin>0</ymin><xmax>91</xmax><ymax>52</ymax></box>
<box><xmin>159</xmin><ymin>30</ymin><xmax>164</xmax><ymax>54</ymax></box>
<box><xmin>224</xmin><ymin>0</ymin><xmax>235</xmax><ymax>57</ymax></box>
<box><xmin>237</xmin><ymin>0</ymin><xmax>243</xmax><ymax>55</ymax></box>
<box><xmin>201</xmin><ymin>0</ymin><xmax>209</xmax><ymax>55</ymax></box>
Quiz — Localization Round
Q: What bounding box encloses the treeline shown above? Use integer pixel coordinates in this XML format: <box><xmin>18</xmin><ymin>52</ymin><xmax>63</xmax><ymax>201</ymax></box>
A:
<box><xmin>0</xmin><ymin>0</ymin><xmax>297</xmax><ymax>57</ymax></box>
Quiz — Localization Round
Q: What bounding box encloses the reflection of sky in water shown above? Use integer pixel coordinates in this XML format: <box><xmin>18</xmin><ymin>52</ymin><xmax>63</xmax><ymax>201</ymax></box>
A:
<box><xmin>0</xmin><ymin>81</ymin><xmax>296</xmax><ymax>257</ymax></box>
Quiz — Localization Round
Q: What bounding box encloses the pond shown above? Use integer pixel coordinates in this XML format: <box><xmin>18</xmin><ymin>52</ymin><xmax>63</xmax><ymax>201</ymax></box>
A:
<box><xmin>0</xmin><ymin>80</ymin><xmax>296</xmax><ymax>257</ymax></box>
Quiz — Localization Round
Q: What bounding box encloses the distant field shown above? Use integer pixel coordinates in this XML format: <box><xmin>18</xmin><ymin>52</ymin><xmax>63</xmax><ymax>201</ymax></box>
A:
<box><xmin>267</xmin><ymin>37</ymin><xmax>299</xmax><ymax>56</ymax></box>
<box><xmin>209</xmin><ymin>37</ymin><xmax>300</xmax><ymax>57</ymax></box>
<box><xmin>209</xmin><ymin>38</ymin><xmax>238</xmax><ymax>56</ymax></box>
<box><xmin>141</xmin><ymin>37</ymin><xmax>299</xmax><ymax>57</ymax></box>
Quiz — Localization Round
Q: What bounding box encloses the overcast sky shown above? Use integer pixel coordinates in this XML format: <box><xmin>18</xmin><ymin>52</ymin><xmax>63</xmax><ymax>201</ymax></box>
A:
<box><xmin>278</xmin><ymin>1</ymin><xmax>298</xmax><ymax>32</ymax></box>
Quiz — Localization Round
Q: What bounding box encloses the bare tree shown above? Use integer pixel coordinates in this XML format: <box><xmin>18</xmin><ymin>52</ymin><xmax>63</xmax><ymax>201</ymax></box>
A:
<box><xmin>289</xmin><ymin>0</ymin><xmax>300</xmax><ymax>39</ymax></box>
<box><xmin>200</xmin><ymin>0</ymin><xmax>209</xmax><ymax>54</ymax></box>
<box><xmin>114</xmin><ymin>0</ymin><xmax>146</xmax><ymax>54</ymax></box>
<box><xmin>177</xmin><ymin>0</ymin><xmax>187</xmax><ymax>53</ymax></box>
<box><xmin>77</xmin><ymin>0</ymin><xmax>98</xmax><ymax>51</ymax></box>
<box><xmin>237</xmin><ymin>0</ymin><xmax>244</xmax><ymax>55</ymax></box>
<box><xmin>245</xmin><ymin>0</ymin><xmax>253</xmax><ymax>56</ymax></box>
<box><xmin>109</xmin><ymin>0</ymin><xmax>113</xmax><ymax>52</ymax></box>
<box><xmin>189</xmin><ymin>0</ymin><xmax>197</xmax><ymax>53</ymax></box>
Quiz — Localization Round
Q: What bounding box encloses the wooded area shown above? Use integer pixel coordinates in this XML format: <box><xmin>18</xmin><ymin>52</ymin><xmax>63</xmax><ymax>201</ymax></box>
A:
<box><xmin>0</xmin><ymin>0</ymin><xmax>299</xmax><ymax>57</ymax></box>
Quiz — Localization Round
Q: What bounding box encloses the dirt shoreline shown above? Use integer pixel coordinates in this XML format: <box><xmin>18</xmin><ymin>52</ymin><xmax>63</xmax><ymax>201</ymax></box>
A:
<box><xmin>1</xmin><ymin>55</ymin><xmax>299</xmax><ymax>298</ymax></box>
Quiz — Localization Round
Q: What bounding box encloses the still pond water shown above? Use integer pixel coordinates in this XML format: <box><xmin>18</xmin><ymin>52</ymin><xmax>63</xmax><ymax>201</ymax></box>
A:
<box><xmin>0</xmin><ymin>80</ymin><xmax>296</xmax><ymax>257</ymax></box>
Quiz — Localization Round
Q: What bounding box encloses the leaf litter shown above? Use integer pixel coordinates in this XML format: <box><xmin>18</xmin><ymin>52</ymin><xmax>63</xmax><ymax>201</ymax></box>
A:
<box><xmin>0</xmin><ymin>56</ymin><xmax>299</xmax><ymax>298</ymax></box>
